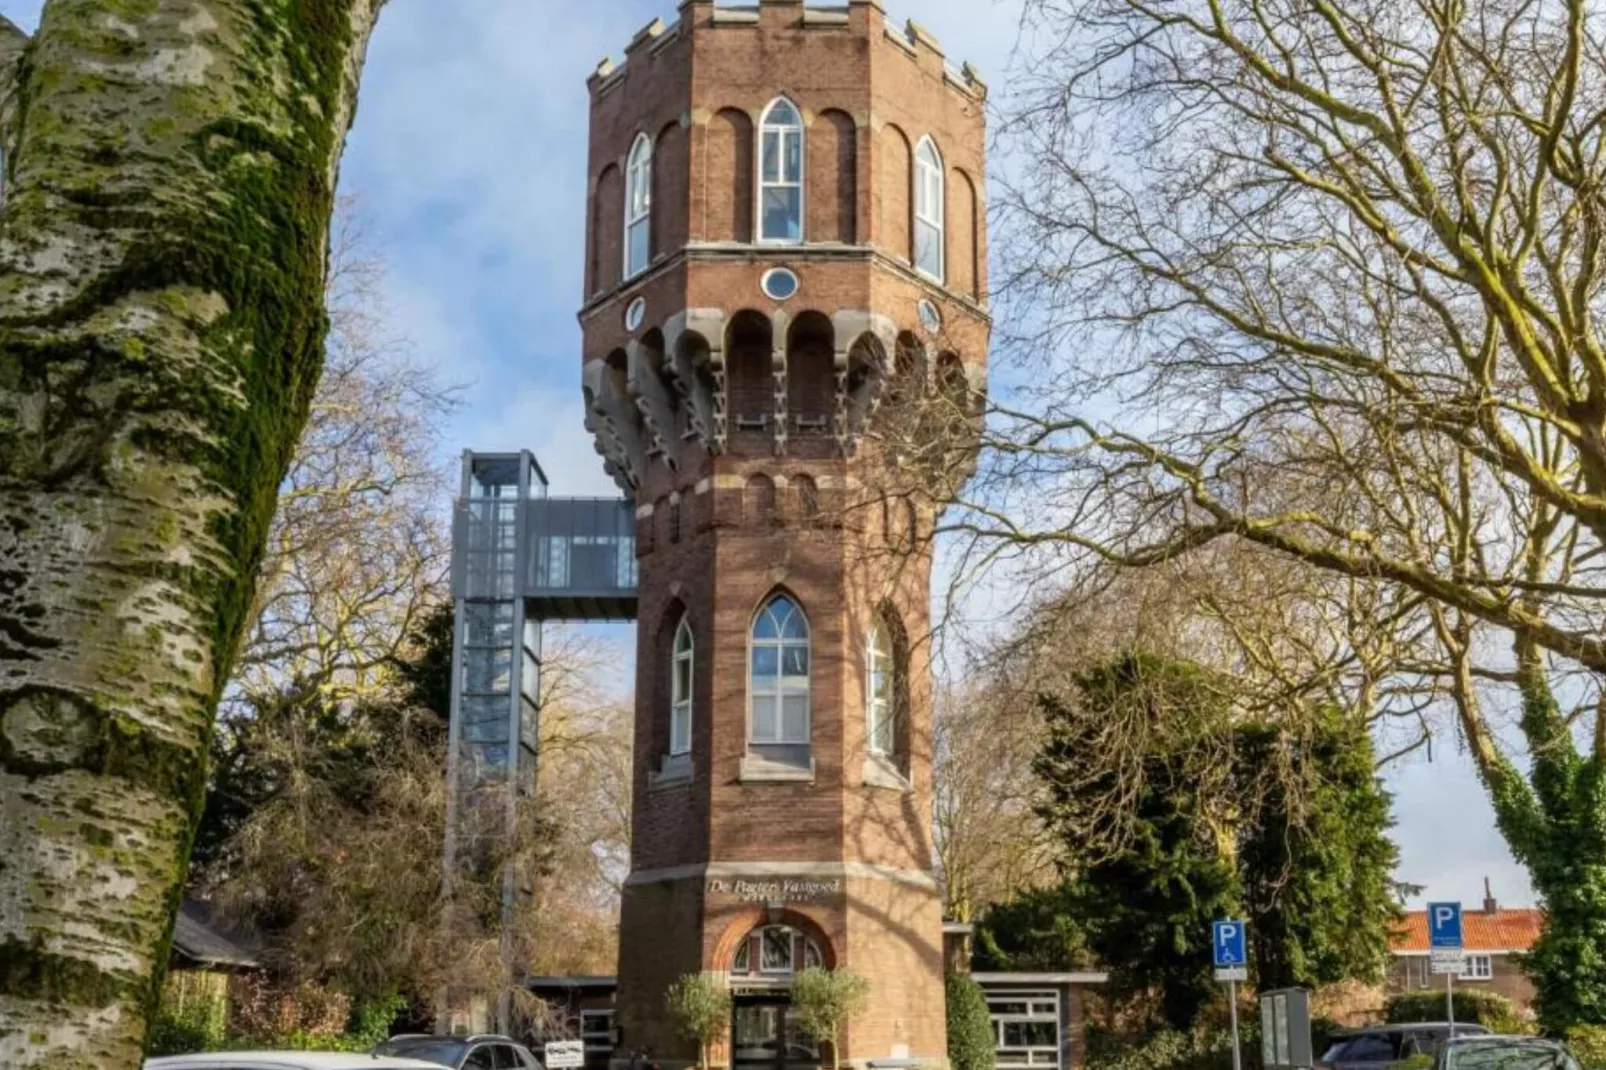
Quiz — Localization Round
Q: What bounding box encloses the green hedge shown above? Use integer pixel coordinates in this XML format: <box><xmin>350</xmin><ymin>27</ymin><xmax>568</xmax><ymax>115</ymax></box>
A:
<box><xmin>1384</xmin><ymin>992</ymin><xmax>1522</xmax><ymax>1033</ymax></box>
<box><xmin>1085</xmin><ymin>1028</ymin><xmax>1244</xmax><ymax>1070</ymax></box>
<box><xmin>947</xmin><ymin>974</ymin><xmax>997</xmax><ymax>1070</ymax></box>
<box><xmin>1569</xmin><ymin>1027</ymin><xmax>1606</xmax><ymax>1069</ymax></box>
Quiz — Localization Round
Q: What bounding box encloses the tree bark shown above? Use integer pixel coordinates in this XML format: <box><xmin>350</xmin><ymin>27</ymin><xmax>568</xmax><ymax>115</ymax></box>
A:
<box><xmin>0</xmin><ymin>1</ymin><xmax>383</xmax><ymax>1065</ymax></box>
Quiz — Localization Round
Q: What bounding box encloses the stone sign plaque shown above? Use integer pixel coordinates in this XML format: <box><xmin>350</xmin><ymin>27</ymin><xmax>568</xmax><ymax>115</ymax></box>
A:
<box><xmin>705</xmin><ymin>877</ymin><xmax>844</xmax><ymax>903</ymax></box>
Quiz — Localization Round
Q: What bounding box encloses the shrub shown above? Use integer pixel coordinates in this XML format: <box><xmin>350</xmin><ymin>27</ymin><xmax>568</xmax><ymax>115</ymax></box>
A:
<box><xmin>147</xmin><ymin>971</ymin><xmax>229</xmax><ymax>1056</ymax></box>
<box><xmin>1385</xmin><ymin>991</ymin><xmax>1518</xmax><ymax>1030</ymax></box>
<box><xmin>1569</xmin><ymin>1027</ymin><xmax>1606</xmax><ymax>1069</ymax></box>
<box><xmin>947</xmin><ymin>973</ymin><xmax>997</xmax><ymax>1070</ymax></box>
<box><xmin>1085</xmin><ymin>1028</ymin><xmax>1243</xmax><ymax>1070</ymax></box>
<box><xmin>666</xmin><ymin>973</ymin><xmax>732</xmax><ymax>1070</ymax></box>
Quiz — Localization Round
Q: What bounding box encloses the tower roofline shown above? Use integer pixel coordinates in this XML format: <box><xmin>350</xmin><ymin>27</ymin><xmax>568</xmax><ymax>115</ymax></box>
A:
<box><xmin>588</xmin><ymin>2</ymin><xmax>987</xmax><ymax>102</ymax></box>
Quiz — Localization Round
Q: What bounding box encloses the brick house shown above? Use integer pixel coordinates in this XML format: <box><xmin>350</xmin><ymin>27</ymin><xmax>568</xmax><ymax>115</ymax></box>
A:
<box><xmin>1388</xmin><ymin>890</ymin><xmax>1542</xmax><ymax>1017</ymax></box>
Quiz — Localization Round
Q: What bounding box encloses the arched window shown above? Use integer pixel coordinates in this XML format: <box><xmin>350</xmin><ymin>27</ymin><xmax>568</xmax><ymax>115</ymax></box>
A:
<box><xmin>868</xmin><ymin>621</ymin><xmax>895</xmax><ymax>756</ymax></box>
<box><xmin>759</xmin><ymin>98</ymin><xmax>804</xmax><ymax>244</ymax></box>
<box><xmin>750</xmin><ymin>594</ymin><xmax>811</xmax><ymax>750</ymax></box>
<box><xmin>625</xmin><ymin>134</ymin><xmax>653</xmax><ymax>279</ymax></box>
<box><xmin>914</xmin><ymin>137</ymin><xmax>945</xmax><ymax>281</ymax></box>
<box><xmin>670</xmin><ymin>618</ymin><xmax>693</xmax><ymax>757</ymax></box>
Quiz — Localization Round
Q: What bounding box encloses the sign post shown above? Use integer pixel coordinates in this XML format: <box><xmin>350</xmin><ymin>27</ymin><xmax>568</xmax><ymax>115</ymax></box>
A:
<box><xmin>1428</xmin><ymin>902</ymin><xmax>1466</xmax><ymax>1029</ymax></box>
<box><xmin>1214</xmin><ymin>920</ymin><xmax>1249</xmax><ymax>1070</ymax></box>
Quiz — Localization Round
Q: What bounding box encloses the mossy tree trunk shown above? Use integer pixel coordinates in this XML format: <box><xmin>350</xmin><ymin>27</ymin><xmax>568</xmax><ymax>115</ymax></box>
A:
<box><xmin>0</xmin><ymin>1</ymin><xmax>384</xmax><ymax>1066</ymax></box>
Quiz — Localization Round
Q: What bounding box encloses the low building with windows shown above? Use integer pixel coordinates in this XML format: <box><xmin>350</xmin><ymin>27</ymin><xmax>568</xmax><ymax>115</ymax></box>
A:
<box><xmin>1387</xmin><ymin>890</ymin><xmax>1542</xmax><ymax>1017</ymax></box>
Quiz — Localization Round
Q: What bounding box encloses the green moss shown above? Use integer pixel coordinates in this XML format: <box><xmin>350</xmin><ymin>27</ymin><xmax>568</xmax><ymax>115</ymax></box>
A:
<box><xmin>0</xmin><ymin>936</ymin><xmax>137</xmax><ymax>1007</ymax></box>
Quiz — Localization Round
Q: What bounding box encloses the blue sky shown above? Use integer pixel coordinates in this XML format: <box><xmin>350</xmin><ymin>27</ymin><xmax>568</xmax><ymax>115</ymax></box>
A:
<box><xmin>0</xmin><ymin>0</ymin><xmax>1538</xmax><ymax>911</ymax></box>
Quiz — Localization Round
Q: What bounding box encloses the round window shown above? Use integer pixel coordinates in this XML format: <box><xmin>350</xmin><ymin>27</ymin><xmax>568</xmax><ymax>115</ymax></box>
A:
<box><xmin>918</xmin><ymin>299</ymin><xmax>943</xmax><ymax>332</ymax></box>
<box><xmin>762</xmin><ymin>268</ymin><xmax>800</xmax><ymax>302</ymax></box>
<box><xmin>624</xmin><ymin>296</ymin><xmax>647</xmax><ymax>333</ymax></box>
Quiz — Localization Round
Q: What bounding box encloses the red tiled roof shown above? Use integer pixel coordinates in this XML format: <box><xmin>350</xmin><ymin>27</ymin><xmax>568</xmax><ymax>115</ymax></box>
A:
<box><xmin>1391</xmin><ymin>909</ymin><xmax>1544</xmax><ymax>952</ymax></box>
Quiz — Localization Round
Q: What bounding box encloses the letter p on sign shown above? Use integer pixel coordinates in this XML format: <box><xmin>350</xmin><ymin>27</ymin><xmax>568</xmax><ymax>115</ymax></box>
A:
<box><xmin>1213</xmin><ymin>920</ymin><xmax>1247</xmax><ymax>967</ymax></box>
<box><xmin>1428</xmin><ymin>902</ymin><xmax>1464</xmax><ymax>950</ymax></box>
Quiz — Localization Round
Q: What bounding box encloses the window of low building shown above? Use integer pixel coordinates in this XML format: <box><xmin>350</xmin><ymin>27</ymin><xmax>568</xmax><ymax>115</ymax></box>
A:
<box><xmin>987</xmin><ymin>991</ymin><xmax>1061</xmax><ymax>1070</ymax></box>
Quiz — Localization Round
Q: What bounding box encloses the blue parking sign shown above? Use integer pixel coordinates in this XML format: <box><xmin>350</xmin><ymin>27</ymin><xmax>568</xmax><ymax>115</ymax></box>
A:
<box><xmin>1213</xmin><ymin>920</ymin><xmax>1248</xmax><ymax>967</ymax></box>
<box><xmin>1429</xmin><ymin>902</ymin><xmax>1464</xmax><ymax>950</ymax></box>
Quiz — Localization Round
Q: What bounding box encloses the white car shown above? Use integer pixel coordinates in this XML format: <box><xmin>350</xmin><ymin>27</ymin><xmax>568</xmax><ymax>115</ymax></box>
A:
<box><xmin>145</xmin><ymin>1053</ymin><xmax>447</xmax><ymax>1070</ymax></box>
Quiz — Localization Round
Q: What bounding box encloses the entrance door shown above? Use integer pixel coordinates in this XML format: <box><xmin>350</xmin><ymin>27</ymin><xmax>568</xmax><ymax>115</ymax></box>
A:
<box><xmin>732</xmin><ymin>997</ymin><xmax>821</xmax><ymax>1070</ymax></box>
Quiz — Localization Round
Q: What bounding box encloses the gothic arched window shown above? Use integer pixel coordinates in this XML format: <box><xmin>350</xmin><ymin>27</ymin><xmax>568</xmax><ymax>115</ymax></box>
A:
<box><xmin>625</xmin><ymin>133</ymin><xmax>653</xmax><ymax>279</ymax></box>
<box><xmin>750</xmin><ymin>594</ymin><xmax>811</xmax><ymax>753</ymax></box>
<box><xmin>867</xmin><ymin>619</ymin><xmax>895</xmax><ymax>757</ymax></box>
<box><xmin>759</xmin><ymin>98</ymin><xmax>804</xmax><ymax>243</ymax></box>
<box><xmin>914</xmin><ymin>136</ymin><xmax>945</xmax><ymax>281</ymax></box>
<box><xmin>670</xmin><ymin>617</ymin><xmax>693</xmax><ymax>757</ymax></box>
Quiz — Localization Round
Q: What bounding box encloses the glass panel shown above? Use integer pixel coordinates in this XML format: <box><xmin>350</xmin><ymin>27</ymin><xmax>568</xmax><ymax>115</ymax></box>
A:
<box><xmin>1004</xmin><ymin>1022</ymin><xmax>1059</xmax><ymax>1048</ymax></box>
<box><xmin>674</xmin><ymin>657</ymin><xmax>692</xmax><ymax>701</ymax></box>
<box><xmin>783</xmin><ymin>131</ymin><xmax>802</xmax><ymax>182</ymax></box>
<box><xmin>917</xmin><ymin>220</ymin><xmax>942</xmax><ymax>278</ymax></box>
<box><xmin>628</xmin><ymin>219</ymin><xmax>649</xmax><ymax>276</ymax></box>
<box><xmin>768</xmin><ymin>100</ymin><xmax>800</xmax><ymax>127</ymax></box>
<box><xmin>762</xmin><ymin>188</ymin><xmax>802</xmax><ymax>242</ymax></box>
<box><xmin>778</xmin><ymin>601</ymin><xmax>808</xmax><ymax>639</ymax></box>
<box><xmin>989</xmin><ymin>1001</ymin><xmax>1029</xmax><ymax>1017</ymax></box>
<box><xmin>752</xmin><ymin>695</ymin><xmax>778</xmax><ymax>741</ymax></box>
<box><xmin>464</xmin><ymin>603</ymin><xmax>515</xmax><ymax>647</ymax></box>
<box><xmin>752</xmin><ymin>645</ymin><xmax>780</xmax><ymax>678</ymax></box>
<box><xmin>671</xmin><ymin>702</ymin><xmax>691</xmax><ymax>755</ymax></box>
<box><xmin>763</xmin><ymin>131</ymin><xmax>781</xmax><ymax>184</ymax></box>
<box><xmin>781</xmin><ymin>694</ymin><xmax>809</xmax><ymax>742</ymax></box>
<box><xmin>753</xmin><ymin>606</ymin><xmax>781</xmax><ymax>640</ymax></box>
<box><xmin>781</xmin><ymin>644</ymin><xmax>809</xmax><ymax>676</ymax></box>
<box><xmin>761</xmin><ymin>927</ymin><xmax>795</xmax><ymax>972</ymax></box>
<box><xmin>465</xmin><ymin>648</ymin><xmax>513</xmax><ymax>694</ymax></box>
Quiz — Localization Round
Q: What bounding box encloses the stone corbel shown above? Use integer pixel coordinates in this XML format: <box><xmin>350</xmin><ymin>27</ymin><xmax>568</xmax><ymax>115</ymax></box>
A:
<box><xmin>627</xmin><ymin>340</ymin><xmax>681</xmax><ymax>472</ymax></box>
<box><xmin>583</xmin><ymin>361</ymin><xmax>646</xmax><ymax>492</ymax></box>
<box><xmin>664</xmin><ymin>308</ymin><xmax>729</xmax><ymax>454</ymax></box>
<box><xmin>771</xmin><ymin>309</ymin><xmax>791</xmax><ymax>457</ymax></box>
<box><xmin>831</xmin><ymin>310</ymin><xmax>899</xmax><ymax>453</ymax></box>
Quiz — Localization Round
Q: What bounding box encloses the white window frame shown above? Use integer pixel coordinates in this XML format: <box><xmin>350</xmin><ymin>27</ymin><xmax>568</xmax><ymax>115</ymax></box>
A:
<box><xmin>757</xmin><ymin>97</ymin><xmax>805</xmax><ymax>245</ymax></box>
<box><xmin>625</xmin><ymin>133</ymin><xmax>653</xmax><ymax>279</ymax></box>
<box><xmin>868</xmin><ymin>622</ymin><xmax>894</xmax><ymax>756</ymax></box>
<box><xmin>670</xmin><ymin>618</ymin><xmax>693</xmax><ymax>756</ymax></box>
<box><xmin>914</xmin><ymin>136</ymin><xmax>946</xmax><ymax>282</ymax></box>
<box><xmin>581</xmin><ymin>1009</ymin><xmax>615</xmax><ymax>1053</ymax></box>
<box><xmin>987</xmin><ymin>990</ymin><xmax>1062</xmax><ymax>1070</ymax></box>
<box><xmin>749</xmin><ymin>595</ymin><xmax>811</xmax><ymax>745</ymax></box>
<box><xmin>1467</xmin><ymin>954</ymin><xmax>1494</xmax><ymax>980</ymax></box>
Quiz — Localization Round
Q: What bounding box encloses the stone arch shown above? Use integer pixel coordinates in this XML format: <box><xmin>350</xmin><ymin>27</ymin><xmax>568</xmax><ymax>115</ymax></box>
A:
<box><xmin>654</xmin><ymin>121</ymin><xmax>687</xmax><ymax>258</ymax></box>
<box><xmin>744</xmin><ymin>472</ymin><xmax>778</xmax><ymax>527</ymax></box>
<box><xmin>809</xmin><ymin>109</ymin><xmax>857</xmax><ymax>244</ymax></box>
<box><xmin>879</xmin><ymin>122</ymin><xmax>913</xmax><ymax>263</ymax></box>
<box><xmin>707</xmin><ymin>108</ymin><xmax>755</xmax><ymax>243</ymax></box>
<box><xmin>591</xmin><ymin>162</ymin><xmax>623</xmax><ymax>295</ymax></box>
<box><xmin>727</xmin><ymin>309</ymin><xmax>775</xmax><ymax>436</ymax></box>
<box><xmin>786</xmin><ymin>310</ymin><xmax>835</xmax><ymax>433</ymax></box>
<box><xmin>950</xmin><ymin>167</ymin><xmax>979</xmax><ymax>301</ymax></box>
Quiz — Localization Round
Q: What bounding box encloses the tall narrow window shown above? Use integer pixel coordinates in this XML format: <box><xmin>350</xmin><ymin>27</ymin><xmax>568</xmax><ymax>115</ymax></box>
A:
<box><xmin>671</xmin><ymin>618</ymin><xmax>693</xmax><ymax>756</ymax></box>
<box><xmin>750</xmin><ymin>594</ymin><xmax>811</xmax><ymax>748</ymax></box>
<box><xmin>914</xmin><ymin>137</ymin><xmax>945</xmax><ymax>281</ymax></box>
<box><xmin>868</xmin><ymin>622</ymin><xmax>894</xmax><ymax>756</ymax></box>
<box><xmin>759</xmin><ymin>99</ymin><xmax>804</xmax><ymax>243</ymax></box>
<box><xmin>625</xmin><ymin>134</ymin><xmax>653</xmax><ymax>279</ymax></box>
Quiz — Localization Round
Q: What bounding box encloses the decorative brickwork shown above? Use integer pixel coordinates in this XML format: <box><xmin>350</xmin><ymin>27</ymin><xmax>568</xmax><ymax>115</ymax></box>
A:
<box><xmin>579</xmin><ymin>4</ymin><xmax>990</xmax><ymax>1068</ymax></box>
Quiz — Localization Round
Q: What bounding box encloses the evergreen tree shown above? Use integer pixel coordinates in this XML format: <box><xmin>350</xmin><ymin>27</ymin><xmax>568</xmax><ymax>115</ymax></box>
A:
<box><xmin>1035</xmin><ymin>656</ymin><xmax>1241</xmax><ymax>1030</ymax></box>
<box><xmin>1236</xmin><ymin>711</ymin><xmax>1400</xmax><ymax>991</ymax></box>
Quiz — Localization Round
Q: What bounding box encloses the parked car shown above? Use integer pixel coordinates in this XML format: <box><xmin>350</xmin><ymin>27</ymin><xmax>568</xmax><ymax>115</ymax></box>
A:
<box><xmin>1436</xmin><ymin>1036</ymin><xmax>1581</xmax><ymax>1070</ymax></box>
<box><xmin>373</xmin><ymin>1034</ymin><xmax>545</xmax><ymax>1070</ymax></box>
<box><xmin>145</xmin><ymin>1054</ymin><xmax>444</xmax><ymax>1070</ymax></box>
<box><xmin>1321</xmin><ymin>1024</ymin><xmax>1493</xmax><ymax>1070</ymax></box>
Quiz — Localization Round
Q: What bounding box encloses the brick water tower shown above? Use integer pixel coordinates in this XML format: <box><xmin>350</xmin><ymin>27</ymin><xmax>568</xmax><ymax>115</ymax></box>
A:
<box><xmin>579</xmin><ymin>2</ymin><xmax>989</xmax><ymax>1067</ymax></box>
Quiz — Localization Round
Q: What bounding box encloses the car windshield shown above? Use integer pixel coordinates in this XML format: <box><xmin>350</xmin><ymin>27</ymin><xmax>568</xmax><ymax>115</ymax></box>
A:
<box><xmin>1323</xmin><ymin>1035</ymin><xmax>1401</xmax><ymax>1062</ymax></box>
<box><xmin>374</xmin><ymin>1036</ymin><xmax>471</xmax><ymax>1065</ymax></box>
<box><xmin>1447</xmin><ymin>1042</ymin><xmax>1580</xmax><ymax>1070</ymax></box>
